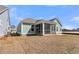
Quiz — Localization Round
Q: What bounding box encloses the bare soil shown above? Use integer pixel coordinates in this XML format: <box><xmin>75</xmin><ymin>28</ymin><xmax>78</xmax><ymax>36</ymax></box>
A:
<box><xmin>0</xmin><ymin>34</ymin><xmax>79</xmax><ymax>54</ymax></box>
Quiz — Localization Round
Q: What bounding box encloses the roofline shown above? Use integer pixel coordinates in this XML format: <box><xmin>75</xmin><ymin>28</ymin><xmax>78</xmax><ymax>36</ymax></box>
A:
<box><xmin>0</xmin><ymin>6</ymin><xmax>10</xmax><ymax>28</ymax></box>
<box><xmin>0</xmin><ymin>6</ymin><xmax>8</xmax><ymax>15</ymax></box>
<box><xmin>20</xmin><ymin>18</ymin><xmax>62</xmax><ymax>26</ymax></box>
<box><xmin>50</xmin><ymin>18</ymin><xmax>62</xmax><ymax>26</ymax></box>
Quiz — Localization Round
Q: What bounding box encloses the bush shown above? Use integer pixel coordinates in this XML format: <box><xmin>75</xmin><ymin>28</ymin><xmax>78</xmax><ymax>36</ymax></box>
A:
<box><xmin>10</xmin><ymin>33</ymin><xmax>21</xmax><ymax>36</ymax></box>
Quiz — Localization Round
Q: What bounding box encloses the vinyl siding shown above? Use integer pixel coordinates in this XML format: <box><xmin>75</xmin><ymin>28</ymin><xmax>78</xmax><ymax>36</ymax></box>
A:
<box><xmin>17</xmin><ymin>19</ymin><xmax>62</xmax><ymax>35</ymax></box>
<box><xmin>21</xmin><ymin>23</ymin><xmax>35</xmax><ymax>35</ymax></box>
<box><xmin>17</xmin><ymin>23</ymin><xmax>21</xmax><ymax>34</ymax></box>
<box><xmin>54</xmin><ymin>20</ymin><xmax>62</xmax><ymax>34</ymax></box>
<box><xmin>0</xmin><ymin>10</ymin><xmax>9</xmax><ymax>36</ymax></box>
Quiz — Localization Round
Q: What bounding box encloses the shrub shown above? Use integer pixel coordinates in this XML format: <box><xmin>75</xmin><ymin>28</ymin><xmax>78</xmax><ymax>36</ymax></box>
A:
<box><xmin>10</xmin><ymin>32</ymin><xmax>21</xmax><ymax>36</ymax></box>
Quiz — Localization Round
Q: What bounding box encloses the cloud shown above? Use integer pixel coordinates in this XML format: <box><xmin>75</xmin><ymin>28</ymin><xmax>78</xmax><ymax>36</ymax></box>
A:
<box><xmin>70</xmin><ymin>16</ymin><xmax>79</xmax><ymax>23</ymax></box>
<box><xmin>64</xmin><ymin>16</ymin><xmax>79</xmax><ymax>29</ymax></box>
<box><xmin>9</xmin><ymin>7</ymin><xmax>17</xmax><ymax>18</ymax></box>
<box><xmin>45</xmin><ymin>16</ymin><xmax>59</xmax><ymax>20</ymax></box>
<box><xmin>9</xmin><ymin>7</ymin><xmax>24</xmax><ymax>21</ymax></box>
<box><xmin>34</xmin><ymin>16</ymin><xmax>56</xmax><ymax>20</ymax></box>
<box><xmin>47</xmin><ymin>16</ymin><xmax>57</xmax><ymax>19</ymax></box>
<box><xmin>16</xmin><ymin>17</ymin><xmax>24</xmax><ymax>21</ymax></box>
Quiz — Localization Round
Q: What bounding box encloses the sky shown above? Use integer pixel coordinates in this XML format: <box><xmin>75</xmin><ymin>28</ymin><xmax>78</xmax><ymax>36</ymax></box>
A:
<box><xmin>7</xmin><ymin>5</ymin><xmax>79</xmax><ymax>29</ymax></box>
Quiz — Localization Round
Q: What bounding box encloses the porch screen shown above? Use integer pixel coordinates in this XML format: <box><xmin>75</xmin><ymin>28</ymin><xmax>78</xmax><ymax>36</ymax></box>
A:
<box><xmin>45</xmin><ymin>23</ymin><xmax>50</xmax><ymax>34</ymax></box>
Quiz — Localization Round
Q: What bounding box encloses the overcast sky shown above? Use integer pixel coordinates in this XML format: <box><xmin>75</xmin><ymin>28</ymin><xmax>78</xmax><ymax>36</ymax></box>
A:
<box><xmin>8</xmin><ymin>5</ymin><xmax>79</xmax><ymax>29</ymax></box>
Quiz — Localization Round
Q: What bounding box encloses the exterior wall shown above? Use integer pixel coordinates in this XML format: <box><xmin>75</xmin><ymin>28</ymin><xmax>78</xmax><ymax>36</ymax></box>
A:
<box><xmin>54</xmin><ymin>20</ymin><xmax>62</xmax><ymax>34</ymax></box>
<box><xmin>44</xmin><ymin>23</ymin><xmax>50</xmax><ymax>34</ymax></box>
<box><xmin>35</xmin><ymin>23</ymin><xmax>43</xmax><ymax>35</ymax></box>
<box><xmin>0</xmin><ymin>9</ymin><xmax>10</xmax><ymax>36</ymax></box>
<box><xmin>50</xmin><ymin>24</ymin><xmax>56</xmax><ymax>34</ymax></box>
<box><xmin>17</xmin><ymin>23</ymin><xmax>21</xmax><ymax>34</ymax></box>
<box><xmin>21</xmin><ymin>23</ymin><xmax>35</xmax><ymax>35</ymax></box>
<box><xmin>17</xmin><ymin>19</ymin><xmax>62</xmax><ymax>35</ymax></box>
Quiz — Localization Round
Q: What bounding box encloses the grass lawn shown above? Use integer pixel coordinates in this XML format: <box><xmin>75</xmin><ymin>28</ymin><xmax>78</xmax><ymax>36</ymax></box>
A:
<box><xmin>0</xmin><ymin>34</ymin><xmax>79</xmax><ymax>54</ymax></box>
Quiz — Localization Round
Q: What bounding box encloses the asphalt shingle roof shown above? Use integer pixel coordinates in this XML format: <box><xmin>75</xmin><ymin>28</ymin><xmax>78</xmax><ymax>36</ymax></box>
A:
<box><xmin>21</xmin><ymin>18</ymin><xmax>61</xmax><ymax>25</ymax></box>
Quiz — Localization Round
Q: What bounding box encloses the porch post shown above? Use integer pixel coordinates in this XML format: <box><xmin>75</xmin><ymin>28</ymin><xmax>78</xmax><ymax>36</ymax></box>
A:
<box><xmin>50</xmin><ymin>25</ymin><xmax>52</xmax><ymax>34</ymax></box>
<box><xmin>34</xmin><ymin>25</ymin><xmax>36</xmax><ymax>34</ymax></box>
<box><xmin>42</xmin><ymin>23</ymin><xmax>45</xmax><ymax>35</ymax></box>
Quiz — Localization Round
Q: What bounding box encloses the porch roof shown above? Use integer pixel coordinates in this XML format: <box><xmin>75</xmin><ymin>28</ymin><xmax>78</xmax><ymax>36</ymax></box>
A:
<box><xmin>21</xmin><ymin>18</ymin><xmax>57</xmax><ymax>25</ymax></box>
<box><xmin>21</xmin><ymin>18</ymin><xmax>36</xmax><ymax>24</ymax></box>
<box><xmin>35</xmin><ymin>20</ymin><xmax>55</xmax><ymax>24</ymax></box>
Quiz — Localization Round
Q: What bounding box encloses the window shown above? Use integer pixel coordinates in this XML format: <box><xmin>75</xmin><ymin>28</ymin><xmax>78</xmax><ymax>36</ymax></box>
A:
<box><xmin>52</xmin><ymin>25</ymin><xmax>54</xmax><ymax>31</ymax></box>
<box><xmin>31</xmin><ymin>25</ymin><xmax>34</xmax><ymax>31</ymax></box>
<box><xmin>32</xmin><ymin>25</ymin><xmax>34</xmax><ymax>28</ymax></box>
<box><xmin>57</xmin><ymin>27</ymin><xmax>58</xmax><ymax>31</ymax></box>
<box><xmin>60</xmin><ymin>28</ymin><xmax>62</xmax><ymax>31</ymax></box>
<box><xmin>31</xmin><ymin>28</ymin><xmax>34</xmax><ymax>31</ymax></box>
<box><xmin>45</xmin><ymin>23</ymin><xmax>50</xmax><ymax>34</ymax></box>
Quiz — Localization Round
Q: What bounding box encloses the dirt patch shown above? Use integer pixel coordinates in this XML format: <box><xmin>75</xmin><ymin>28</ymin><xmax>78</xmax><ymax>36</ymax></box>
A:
<box><xmin>0</xmin><ymin>35</ymin><xmax>79</xmax><ymax>54</ymax></box>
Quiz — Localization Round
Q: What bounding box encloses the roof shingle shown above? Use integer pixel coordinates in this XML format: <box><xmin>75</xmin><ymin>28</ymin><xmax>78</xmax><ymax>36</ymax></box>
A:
<box><xmin>21</xmin><ymin>18</ymin><xmax>55</xmax><ymax>25</ymax></box>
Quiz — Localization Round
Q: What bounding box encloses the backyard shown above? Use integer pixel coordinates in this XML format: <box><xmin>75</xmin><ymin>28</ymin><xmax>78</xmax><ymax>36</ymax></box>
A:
<box><xmin>0</xmin><ymin>34</ymin><xmax>79</xmax><ymax>54</ymax></box>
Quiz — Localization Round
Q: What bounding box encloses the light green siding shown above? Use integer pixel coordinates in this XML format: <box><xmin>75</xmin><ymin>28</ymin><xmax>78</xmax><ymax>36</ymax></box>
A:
<box><xmin>17</xmin><ymin>23</ymin><xmax>21</xmax><ymax>34</ymax></box>
<box><xmin>17</xmin><ymin>19</ymin><xmax>62</xmax><ymax>35</ymax></box>
<box><xmin>54</xmin><ymin>20</ymin><xmax>62</xmax><ymax>34</ymax></box>
<box><xmin>17</xmin><ymin>23</ymin><xmax>36</xmax><ymax>35</ymax></box>
<box><xmin>21</xmin><ymin>23</ymin><xmax>32</xmax><ymax>34</ymax></box>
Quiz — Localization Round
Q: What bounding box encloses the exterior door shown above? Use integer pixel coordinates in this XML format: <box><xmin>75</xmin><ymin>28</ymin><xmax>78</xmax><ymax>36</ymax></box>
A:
<box><xmin>51</xmin><ymin>25</ymin><xmax>55</xmax><ymax>34</ymax></box>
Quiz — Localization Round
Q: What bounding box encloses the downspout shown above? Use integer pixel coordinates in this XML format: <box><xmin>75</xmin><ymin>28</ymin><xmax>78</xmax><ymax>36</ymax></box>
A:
<box><xmin>7</xmin><ymin>8</ymin><xmax>11</xmax><ymax>35</ymax></box>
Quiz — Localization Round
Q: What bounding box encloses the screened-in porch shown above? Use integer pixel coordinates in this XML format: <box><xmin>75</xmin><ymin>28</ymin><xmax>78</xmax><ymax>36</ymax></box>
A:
<box><xmin>35</xmin><ymin>23</ymin><xmax>56</xmax><ymax>35</ymax></box>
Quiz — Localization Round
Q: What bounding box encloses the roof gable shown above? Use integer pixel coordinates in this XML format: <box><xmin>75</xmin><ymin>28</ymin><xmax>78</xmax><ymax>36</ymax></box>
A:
<box><xmin>21</xmin><ymin>18</ymin><xmax>62</xmax><ymax>26</ymax></box>
<box><xmin>35</xmin><ymin>19</ymin><xmax>55</xmax><ymax>24</ymax></box>
<box><xmin>50</xmin><ymin>18</ymin><xmax>62</xmax><ymax>26</ymax></box>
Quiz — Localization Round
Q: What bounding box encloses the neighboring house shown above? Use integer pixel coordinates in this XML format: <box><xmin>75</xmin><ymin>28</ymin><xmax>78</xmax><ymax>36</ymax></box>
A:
<box><xmin>62</xmin><ymin>29</ymin><xmax>79</xmax><ymax>34</ymax></box>
<box><xmin>17</xmin><ymin>18</ymin><xmax>62</xmax><ymax>35</ymax></box>
<box><xmin>10</xmin><ymin>25</ymin><xmax>16</xmax><ymax>34</ymax></box>
<box><xmin>0</xmin><ymin>5</ymin><xmax>10</xmax><ymax>36</ymax></box>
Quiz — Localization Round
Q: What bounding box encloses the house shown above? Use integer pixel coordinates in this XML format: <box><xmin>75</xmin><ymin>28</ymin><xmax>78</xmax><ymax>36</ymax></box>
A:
<box><xmin>62</xmin><ymin>29</ymin><xmax>79</xmax><ymax>35</ymax></box>
<box><xmin>10</xmin><ymin>25</ymin><xmax>17</xmax><ymax>34</ymax></box>
<box><xmin>17</xmin><ymin>18</ymin><xmax>62</xmax><ymax>35</ymax></box>
<box><xmin>0</xmin><ymin>5</ymin><xmax>10</xmax><ymax>37</ymax></box>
